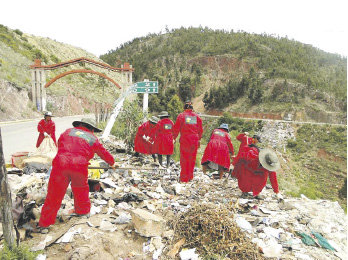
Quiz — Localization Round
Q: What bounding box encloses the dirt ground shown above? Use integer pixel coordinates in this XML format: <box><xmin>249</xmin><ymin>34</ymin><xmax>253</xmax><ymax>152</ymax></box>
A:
<box><xmin>24</xmin><ymin>214</ymin><xmax>151</xmax><ymax>260</ymax></box>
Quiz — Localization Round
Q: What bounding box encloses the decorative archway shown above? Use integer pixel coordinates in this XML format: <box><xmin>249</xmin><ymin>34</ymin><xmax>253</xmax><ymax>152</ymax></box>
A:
<box><xmin>29</xmin><ymin>57</ymin><xmax>133</xmax><ymax>111</ymax></box>
<box><xmin>44</xmin><ymin>69</ymin><xmax>122</xmax><ymax>89</ymax></box>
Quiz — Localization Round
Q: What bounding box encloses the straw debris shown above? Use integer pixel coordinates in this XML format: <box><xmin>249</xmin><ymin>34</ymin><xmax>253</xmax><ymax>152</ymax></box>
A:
<box><xmin>170</xmin><ymin>203</ymin><xmax>265</xmax><ymax>259</ymax></box>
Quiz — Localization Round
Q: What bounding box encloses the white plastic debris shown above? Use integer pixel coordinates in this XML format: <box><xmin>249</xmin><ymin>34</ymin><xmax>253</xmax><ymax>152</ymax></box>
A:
<box><xmin>235</xmin><ymin>216</ymin><xmax>252</xmax><ymax>233</ymax></box>
<box><xmin>35</xmin><ymin>254</ymin><xmax>46</xmax><ymax>260</ymax></box>
<box><xmin>179</xmin><ymin>248</ymin><xmax>199</xmax><ymax>260</ymax></box>
<box><xmin>115</xmin><ymin>212</ymin><xmax>132</xmax><ymax>224</ymax></box>
<box><xmin>90</xmin><ymin>205</ymin><xmax>101</xmax><ymax>215</ymax></box>
<box><xmin>56</xmin><ymin>227</ymin><xmax>81</xmax><ymax>243</ymax></box>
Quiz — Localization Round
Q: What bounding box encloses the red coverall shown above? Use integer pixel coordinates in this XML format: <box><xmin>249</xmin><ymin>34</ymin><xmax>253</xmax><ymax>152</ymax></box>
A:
<box><xmin>173</xmin><ymin>110</ymin><xmax>203</xmax><ymax>182</ymax></box>
<box><xmin>134</xmin><ymin>121</ymin><xmax>153</xmax><ymax>154</ymax></box>
<box><xmin>36</xmin><ymin>119</ymin><xmax>57</xmax><ymax>148</ymax></box>
<box><xmin>201</xmin><ymin>128</ymin><xmax>234</xmax><ymax>169</ymax></box>
<box><xmin>232</xmin><ymin>133</ymin><xmax>253</xmax><ymax>166</ymax></box>
<box><xmin>39</xmin><ymin>126</ymin><xmax>115</xmax><ymax>227</ymax></box>
<box><xmin>153</xmin><ymin>118</ymin><xmax>174</xmax><ymax>155</ymax></box>
<box><xmin>234</xmin><ymin>146</ymin><xmax>279</xmax><ymax>196</ymax></box>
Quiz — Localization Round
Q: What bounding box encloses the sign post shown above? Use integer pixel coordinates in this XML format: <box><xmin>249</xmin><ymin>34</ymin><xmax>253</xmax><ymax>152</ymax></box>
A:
<box><xmin>133</xmin><ymin>80</ymin><xmax>158</xmax><ymax>114</ymax></box>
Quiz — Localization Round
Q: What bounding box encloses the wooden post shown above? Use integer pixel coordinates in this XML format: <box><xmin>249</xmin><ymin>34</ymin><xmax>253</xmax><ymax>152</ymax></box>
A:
<box><xmin>0</xmin><ymin>127</ymin><xmax>15</xmax><ymax>248</ymax></box>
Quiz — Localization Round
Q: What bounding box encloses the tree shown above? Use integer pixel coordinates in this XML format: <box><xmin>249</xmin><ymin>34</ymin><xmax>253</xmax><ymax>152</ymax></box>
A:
<box><xmin>111</xmin><ymin>100</ymin><xmax>144</xmax><ymax>151</ymax></box>
<box><xmin>167</xmin><ymin>94</ymin><xmax>183</xmax><ymax>120</ymax></box>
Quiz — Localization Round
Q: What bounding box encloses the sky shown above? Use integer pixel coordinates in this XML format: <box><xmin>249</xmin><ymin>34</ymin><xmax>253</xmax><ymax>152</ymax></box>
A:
<box><xmin>1</xmin><ymin>0</ymin><xmax>347</xmax><ymax>57</ymax></box>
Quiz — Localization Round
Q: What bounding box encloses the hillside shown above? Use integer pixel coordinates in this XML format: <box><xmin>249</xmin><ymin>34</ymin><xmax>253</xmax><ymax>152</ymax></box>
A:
<box><xmin>0</xmin><ymin>24</ymin><xmax>125</xmax><ymax>120</ymax></box>
<box><xmin>101</xmin><ymin>27</ymin><xmax>347</xmax><ymax>124</ymax></box>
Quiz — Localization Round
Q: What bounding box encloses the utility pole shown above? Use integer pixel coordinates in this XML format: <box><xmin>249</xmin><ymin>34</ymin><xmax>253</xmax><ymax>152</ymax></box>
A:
<box><xmin>0</xmin><ymin>128</ymin><xmax>15</xmax><ymax>248</ymax></box>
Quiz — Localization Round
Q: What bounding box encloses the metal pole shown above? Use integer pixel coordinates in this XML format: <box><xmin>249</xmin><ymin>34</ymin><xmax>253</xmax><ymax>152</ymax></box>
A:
<box><xmin>143</xmin><ymin>79</ymin><xmax>149</xmax><ymax>114</ymax></box>
<box><xmin>0</xmin><ymin>127</ymin><xmax>15</xmax><ymax>249</ymax></box>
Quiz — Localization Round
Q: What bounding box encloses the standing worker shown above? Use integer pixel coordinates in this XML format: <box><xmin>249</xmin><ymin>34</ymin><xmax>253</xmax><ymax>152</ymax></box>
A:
<box><xmin>36</xmin><ymin>111</ymin><xmax>57</xmax><ymax>148</ymax></box>
<box><xmin>38</xmin><ymin>118</ymin><xmax>117</xmax><ymax>229</ymax></box>
<box><xmin>154</xmin><ymin>111</ymin><xmax>174</xmax><ymax>167</ymax></box>
<box><xmin>173</xmin><ymin>100</ymin><xmax>203</xmax><ymax>182</ymax></box>
<box><xmin>201</xmin><ymin>123</ymin><xmax>234</xmax><ymax>179</ymax></box>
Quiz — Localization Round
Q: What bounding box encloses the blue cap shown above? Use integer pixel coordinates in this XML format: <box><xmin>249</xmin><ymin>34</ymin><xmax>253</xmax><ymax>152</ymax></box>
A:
<box><xmin>218</xmin><ymin>123</ymin><xmax>229</xmax><ymax>132</ymax></box>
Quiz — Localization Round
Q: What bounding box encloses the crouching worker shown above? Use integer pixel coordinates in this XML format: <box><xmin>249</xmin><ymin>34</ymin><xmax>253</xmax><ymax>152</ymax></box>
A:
<box><xmin>235</xmin><ymin>146</ymin><xmax>281</xmax><ymax>199</ymax></box>
<box><xmin>201</xmin><ymin>124</ymin><xmax>234</xmax><ymax>179</ymax></box>
<box><xmin>38</xmin><ymin>118</ymin><xmax>117</xmax><ymax>230</ymax></box>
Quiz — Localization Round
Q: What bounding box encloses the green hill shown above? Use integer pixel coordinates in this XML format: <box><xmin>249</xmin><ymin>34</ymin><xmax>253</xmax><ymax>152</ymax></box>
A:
<box><xmin>101</xmin><ymin>26</ymin><xmax>347</xmax><ymax>123</ymax></box>
<box><xmin>0</xmin><ymin>24</ymin><xmax>123</xmax><ymax>120</ymax></box>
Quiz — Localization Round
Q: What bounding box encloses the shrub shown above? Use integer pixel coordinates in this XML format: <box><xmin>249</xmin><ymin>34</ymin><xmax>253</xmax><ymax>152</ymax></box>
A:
<box><xmin>111</xmin><ymin>99</ymin><xmax>144</xmax><ymax>150</ymax></box>
<box><xmin>0</xmin><ymin>244</ymin><xmax>40</xmax><ymax>260</ymax></box>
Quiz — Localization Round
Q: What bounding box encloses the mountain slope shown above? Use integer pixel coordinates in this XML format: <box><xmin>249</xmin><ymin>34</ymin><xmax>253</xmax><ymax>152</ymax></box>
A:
<box><xmin>101</xmin><ymin>27</ymin><xmax>347</xmax><ymax>123</ymax></box>
<box><xmin>0</xmin><ymin>24</ymin><xmax>125</xmax><ymax>120</ymax></box>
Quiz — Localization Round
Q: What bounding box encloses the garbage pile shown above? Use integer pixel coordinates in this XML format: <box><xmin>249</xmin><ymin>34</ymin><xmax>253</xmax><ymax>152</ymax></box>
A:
<box><xmin>170</xmin><ymin>203</ymin><xmax>265</xmax><ymax>259</ymax></box>
<box><xmin>2</xmin><ymin>142</ymin><xmax>347</xmax><ymax>259</ymax></box>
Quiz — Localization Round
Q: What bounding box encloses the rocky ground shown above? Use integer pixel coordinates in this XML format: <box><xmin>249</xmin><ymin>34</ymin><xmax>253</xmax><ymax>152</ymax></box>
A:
<box><xmin>1</xmin><ymin>139</ymin><xmax>347</xmax><ymax>260</ymax></box>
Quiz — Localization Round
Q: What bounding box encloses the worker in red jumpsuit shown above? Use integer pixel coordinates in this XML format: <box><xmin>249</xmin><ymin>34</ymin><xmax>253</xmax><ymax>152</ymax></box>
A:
<box><xmin>36</xmin><ymin>111</ymin><xmax>57</xmax><ymax>148</ymax></box>
<box><xmin>234</xmin><ymin>145</ymin><xmax>281</xmax><ymax>199</ymax></box>
<box><xmin>38</xmin><ymin>118</ymin><xmax>117</xmax><ymax>229</ymax></box>
<box><xmin>153</xmin><ymin>111</ymin><xmax>174</xmax><ymax>167</ymax></box>
<box><xmin>173</xmin><ymin>100</ymin><xmax>203</xmax><ymax>182</ymax></box>
<box><xmin>201</xmin><ymin>123</ymin><xmax>234</xmax><ymax>179</ymax></box>
<box><xmin>134</xmin><ymin>116</ymin><xmax>159</xmax><ymax>162</ymax></box>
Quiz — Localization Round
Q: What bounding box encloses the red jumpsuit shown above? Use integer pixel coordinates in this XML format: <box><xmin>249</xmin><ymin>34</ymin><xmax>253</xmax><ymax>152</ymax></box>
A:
<box><xmin>36</xmin><ymin>119</ymin><xmax>57</xmax><ymax>148</ymax></box>
<box><xmin>134</xmin><ymin>121</ymin><xmax>153</xmax><ymax>154</ymax></box>
<box><xmin>153</xmin><ymin>118</ymin><xmax>174</xmax><ymax>155</ymax></box>
<box><xmin>234</xmin><ymin>146</ymin><xmax>279</xmax><ymax>196</ymax></box>
<box><xmin>173</xmin><ymin>110</ymin><xmax>203</xmax><ymax>182</ymax></box>
<box><xmin>201</xmin><ymin>128</ymin><xmax>234</xmax><ymax>169</ymax></box>
<box><xmin>39</xmin><ymin>126</ymin><xmax>114</xmax><ymax>227</ymax></box>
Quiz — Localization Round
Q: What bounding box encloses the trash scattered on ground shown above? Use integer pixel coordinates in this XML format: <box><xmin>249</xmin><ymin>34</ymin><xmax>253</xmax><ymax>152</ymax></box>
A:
<box><xmin>3</xmin><ymin>138</ymin><xmax>346</xmax><ymax>260</ymax></box>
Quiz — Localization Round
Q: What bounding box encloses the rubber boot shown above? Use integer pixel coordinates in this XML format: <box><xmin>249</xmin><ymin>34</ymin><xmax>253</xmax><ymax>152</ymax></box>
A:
<box><xmin>166</xmin><ymin>155</ymin><xmax>171</xmax><ymax>168</ymax></box>
<box><xmin>152</xmin><ymin>154</ymin><xmax>157</xmax><ymax>162</ymax></box>
<box><xmin>158</xmin><ymin>154</ymin><xmax>163</xmax><ymax>166</ymax></box>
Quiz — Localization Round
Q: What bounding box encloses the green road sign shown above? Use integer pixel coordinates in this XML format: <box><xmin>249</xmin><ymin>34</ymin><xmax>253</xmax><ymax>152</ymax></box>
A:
<box><xmin>134</xmin><ymin>81</ymin><xmax>158</xmax><ymax>93</ymax></box>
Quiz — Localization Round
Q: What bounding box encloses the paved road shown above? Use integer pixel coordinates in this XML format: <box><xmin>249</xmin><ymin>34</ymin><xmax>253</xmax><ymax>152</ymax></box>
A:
<box><xmin>0</xmin><ymin>115</ymin><xmax>92</xmax><ymax>163</ymax></box>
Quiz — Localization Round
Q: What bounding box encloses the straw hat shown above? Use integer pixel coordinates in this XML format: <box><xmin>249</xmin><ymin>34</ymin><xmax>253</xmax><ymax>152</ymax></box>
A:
<box><xmin>259</xmin><ymin>148</ymin><xmax>280</xmax><ymax>171</ymax></box>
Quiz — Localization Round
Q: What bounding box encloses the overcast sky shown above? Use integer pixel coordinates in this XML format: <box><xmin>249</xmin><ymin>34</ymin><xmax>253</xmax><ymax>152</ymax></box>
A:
<box><xmin>1</xmin><ymin>0</ymin><xmax>347</xmax><ymax>57</ymax></box>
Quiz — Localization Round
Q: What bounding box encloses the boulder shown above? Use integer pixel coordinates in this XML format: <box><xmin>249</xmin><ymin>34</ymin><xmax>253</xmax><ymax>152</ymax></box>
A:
<box><xmin>130</xmin><ymin>208</ymin><xmax>165</xmax><ymax>237</ymax></box>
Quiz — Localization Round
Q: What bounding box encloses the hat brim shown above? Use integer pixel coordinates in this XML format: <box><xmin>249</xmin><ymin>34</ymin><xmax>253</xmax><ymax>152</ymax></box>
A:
<box><xmin>259</xmin><ymin>148</ymin><xmax>281</xmax><ymax>171</ymax></box>
<box><xmin>72</xmin><ymin>121</ymin><xmax>102</xmax><ymax>133</ymax></box>
<box><xmin>44</xmin><ymin>114</ymin><xmax>54</xmax><ymax>117</ymax></box>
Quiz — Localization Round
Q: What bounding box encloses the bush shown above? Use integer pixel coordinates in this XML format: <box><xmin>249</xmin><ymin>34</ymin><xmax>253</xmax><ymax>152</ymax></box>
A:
<box><xmin>111</xmin><ymin>99</ymin><xmax>144</xmax><ymax>150</ymax></box>
<box><xmin>0</xmin><ymin>244</ymin><xmax>40</xmax><ymax>260</ymax></box>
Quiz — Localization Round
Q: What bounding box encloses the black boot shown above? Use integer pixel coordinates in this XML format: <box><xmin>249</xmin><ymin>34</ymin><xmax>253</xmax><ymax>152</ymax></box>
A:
<box><xmin>158</xmin><ymin>154</ymin><xmax>163</xmax><ymax>166</ymax></box>
<box><xmin>166</xmin><ymin>155</ymin><xmax>171</xmax><ymax>168</ymax></box>
<box><xmin>152</xmin><ymin>154</ymin><xmax>157</xmax><ymax>162</ymax></box>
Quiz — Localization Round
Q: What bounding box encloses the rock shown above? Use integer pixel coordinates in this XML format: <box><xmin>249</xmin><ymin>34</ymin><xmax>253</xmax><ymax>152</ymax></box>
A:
<box><xmin>130</xmin><ymin>208</ymin><xmax>165</xmax><ymax>237</ymax></box>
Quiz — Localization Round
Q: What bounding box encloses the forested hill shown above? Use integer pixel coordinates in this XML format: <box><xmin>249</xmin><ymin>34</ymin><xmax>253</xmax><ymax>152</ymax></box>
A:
<box><xmin>101</xmin><ymin>27</ymin><xmax>347</xmax><ymax>123</ymax></box>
